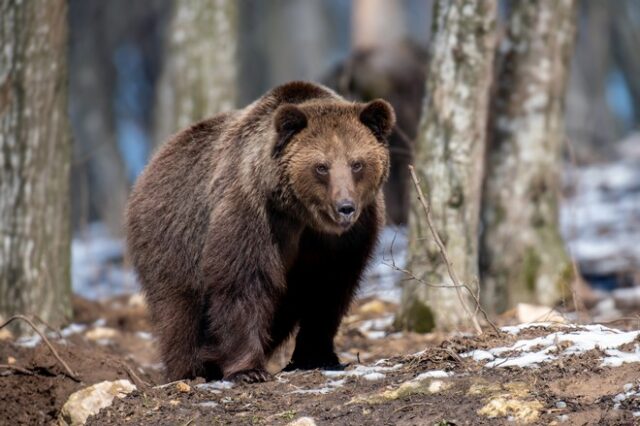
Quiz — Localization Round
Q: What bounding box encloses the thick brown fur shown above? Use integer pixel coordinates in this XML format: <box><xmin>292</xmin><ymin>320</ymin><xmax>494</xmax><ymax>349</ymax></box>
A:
<box><xmin>126</xmin><ymin>81</ymin><xmax>394</xmax><ymax>383</ymax></box>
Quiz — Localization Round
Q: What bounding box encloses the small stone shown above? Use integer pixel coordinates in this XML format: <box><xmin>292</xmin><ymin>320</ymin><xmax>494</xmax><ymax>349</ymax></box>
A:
<box><xmin>358</xmin><ymin>300</ymin><xmax>387</xmax><ymax>315</ymax></box>
<box><xmin>555</xmin><ymin>401</ymin><xmax>566</xmax><ymax>409</ymax></box>
<box><xmin>85</xmin><ymin>327</ymin><xmax>118</xmax><ymax>341</ymax></box>
<box><xmin>175</xmin><ymin>381</ymin><xmax>191</xmax><ymax>393</ymax></box>
<box><xmin>0</xmin><ymin>328</ymin><xmax>13</xmax><ymax>340</ymax></box>
<box><xmin>169</xmin><ymin>399</ymin><xmax>180</xmax><ymax>406</ymax></box>
<box><xmin>556</xmin><ymin>414</ymin><xmax>569</xmax><ymax>423</ymax></box>
<box><xmin>128</xmin><ymin>293</ymin><xmax>147</xmax><ymax>308</ymax></box>
<box><xmin>286</xmin><ymin>417</ymin><xmax>317</xmax><ymax>426</ymax></box>
<box><xmin>623</xmin><ymin>383</ymin><xmax>634</xmax><ymax>392</ymax></box>
<box><xmin>58</xmin><ymin>379</ymin><xmax>136</xmax><ymax>426</ymax></box>
<box><xmin>7</xmin><ymin>356</ymin><xmax>16</xmax><ymax>365</ymax></box>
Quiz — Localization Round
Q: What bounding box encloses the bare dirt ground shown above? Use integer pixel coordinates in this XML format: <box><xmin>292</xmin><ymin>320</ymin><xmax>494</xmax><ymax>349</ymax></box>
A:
<box><xmin>1</xmin><ymin>294</ymin><xmax>640</xmax><ymax>425</ymax></box>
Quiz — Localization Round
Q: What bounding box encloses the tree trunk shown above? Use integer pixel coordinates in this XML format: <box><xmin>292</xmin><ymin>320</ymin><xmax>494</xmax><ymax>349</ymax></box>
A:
<box><xmin>397</xmin><ymin>0</ymin><xmax>497</xmax><ymax>332</ymax></box>
<box><xmin>155</xmin><ymin>0</ymin><xmax>237</xmax><ymax>142</ymax></box>
<box><xmin>0</xmin><ymin>0</ymin><xmax>71</xmax><ymax>334</ymax></box>
<box><xmin>480</xmin><ymin>0</ymin><xmax>578</xmax><ymax>314</ymax></box>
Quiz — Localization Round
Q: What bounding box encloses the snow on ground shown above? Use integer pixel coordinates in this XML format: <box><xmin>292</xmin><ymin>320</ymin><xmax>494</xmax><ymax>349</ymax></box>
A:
<box><xmin>561</xmin><ymin>160</ymin><xmax>640</xmax><ymax>285</ymax></box>
<box><xmin>462</xmin><ymin>323</ymin><xmax>640</xmax><ymax>369</ymax></box>
<box><xmin>72</xmin><ymin>223</ymin><xmax>138</xmax><ymax>300</ymax></box>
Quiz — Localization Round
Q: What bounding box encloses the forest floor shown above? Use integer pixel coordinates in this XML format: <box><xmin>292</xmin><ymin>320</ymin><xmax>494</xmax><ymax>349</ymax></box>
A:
<box><xmin>1</xmin><ymin>294</ymin><xmax>640</xmax><ymax>425</ymax></box>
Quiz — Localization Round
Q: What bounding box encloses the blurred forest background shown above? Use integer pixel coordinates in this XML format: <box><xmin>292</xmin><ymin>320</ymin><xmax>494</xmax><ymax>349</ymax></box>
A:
<box><xmin>2</xmin><ymin>0</ymin><xmax>640</xmax><ymax>334</ymax></box>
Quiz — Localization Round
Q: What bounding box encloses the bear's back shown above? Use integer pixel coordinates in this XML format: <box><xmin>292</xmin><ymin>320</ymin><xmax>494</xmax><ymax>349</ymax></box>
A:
<box><xmin>126</xmin><ymin>112</ymin><xmax>233</xmax><ymax>293</ymax></box>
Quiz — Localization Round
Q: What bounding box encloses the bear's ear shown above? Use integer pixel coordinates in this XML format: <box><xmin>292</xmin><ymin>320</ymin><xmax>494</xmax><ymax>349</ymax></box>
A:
<box><xmin>273</xmin><ymin>104</ymin><xmax>308</xmax><ymax>158</ymax></box>
<box><xmin>359</xmin><ymin>99</ymin><xmax>396</xmax><ymax>143</ymax></box>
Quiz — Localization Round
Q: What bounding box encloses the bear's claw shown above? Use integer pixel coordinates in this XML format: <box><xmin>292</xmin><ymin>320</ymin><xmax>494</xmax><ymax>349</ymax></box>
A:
<box><xmin>227</xmin><ymin>368</ymin><xmax>272</xmax><ymax>384</ymax></box>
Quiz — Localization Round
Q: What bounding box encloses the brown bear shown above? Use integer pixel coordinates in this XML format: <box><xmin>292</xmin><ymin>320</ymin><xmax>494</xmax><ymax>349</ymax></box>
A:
<box><xmin>126</xmin><ymin>81</ymin><xmax>394</xmax><ymax>383</ymax></box>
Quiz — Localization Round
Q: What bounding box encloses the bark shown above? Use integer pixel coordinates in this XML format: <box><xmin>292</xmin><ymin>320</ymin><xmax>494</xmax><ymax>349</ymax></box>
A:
<box><xmin>397</xmin><ymin>0</ymin><xmax>497</xmax><ymax>332</ymax></box>
<box><xmin>480</xmin><ymin>0</ymin><xmax>578</xmax><ymax>313</ymax></box>
<box><xmin>0</xmin><ymin>0</ymin><xmax>71</xmax><ymax>334</ymax></box>
<box><xmin>155</xmin><ymin>0</ymin><xmax>237</xmax><ymax>141</ymax></box>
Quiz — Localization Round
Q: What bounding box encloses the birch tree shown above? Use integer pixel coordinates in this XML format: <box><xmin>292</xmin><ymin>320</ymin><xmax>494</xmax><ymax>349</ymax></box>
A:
<box><xmin>155</xmin><ymin>0</ymin><xmax>237</xmax><ymax>141</ymax></box>
<box><xmin>0</xmin><ymin>0</ymin><xmax>71</xmax><ymax>334</ymax></box>
<box><xmin>480</xmin><ymin>0</ymin><xmax>578</xmax><ymax>313</ymax></box>
<box><xmin>397</xmin><ymin>0</ymin><xmax>497</xmax><ymax>332</ymax></box>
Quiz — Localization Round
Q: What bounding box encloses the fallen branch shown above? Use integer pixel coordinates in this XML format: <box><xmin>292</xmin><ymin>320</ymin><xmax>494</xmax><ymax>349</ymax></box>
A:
<box><xmin>408</xmin><ymin>165</ymin><xmax>499</xmax><ymax>335</ymax></box>
<box><xmin>0</xmin><ymin>363</ymin><xmax>34</xmax><ymax>376</ymax></box>
<box><xmin>0</xmin><ymin>315</ymin><xmax>79</xmax><ymax>381</ymax></box>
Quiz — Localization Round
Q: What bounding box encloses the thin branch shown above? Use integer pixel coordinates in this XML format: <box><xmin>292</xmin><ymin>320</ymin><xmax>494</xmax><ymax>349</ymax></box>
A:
<box><xmin>0</xmin><ymin>315</ymin><xmax>79</xmax><ymax>381</ymax></box>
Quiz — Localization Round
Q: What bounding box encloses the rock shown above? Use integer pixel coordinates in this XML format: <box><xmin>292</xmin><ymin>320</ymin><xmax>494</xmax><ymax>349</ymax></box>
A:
<box><xmin>555</xmin><ymin>401</ymin><xmax>567</xmax><ymax>409</ymax></box>
<box><xmin>350</xmin><ymin>375</ymin><xmax>451</xmax><ymax>404</ymax></box>
<box><xmin>516</xmin><ymin>303</ymin><xmax>566</xmax><ymax>324</ymax></box>
<box><xmin>7</xmin><ymin>356</ymin><xmax>16</xmax><ymax>365</ymax></box>
<box><xmin>175</xmin><ymin>381</ymin><xmax>191</xmax><ymax>393</ymax></box>
<box><xmin>358</xmin><ymin>299</ymin><xmax>387</xmax><ymax>316</ymax></box>
<box><xmin>478</xmin><ymin>397</ymin><xmax>543</xmax><ymax>424</ymax></box>
<box><xmin>85</xmin><ymin>327</ymin><xmax>118</xmax><ymax>341</ymax></box>
<box><xmin>0</xmin><ymin>327</ymin><xmax>13</xmax><ymax>340</ymax></box>
<box><xmin>128</xmin><ymin>293</ymin><xmax>147</xmax><ymax>309</ymax></box>
<box><xmin>58</xmin><ymin>379</ymin><xmax>136</xmax><ymax>426</ymax></box>
<box><xmin>286</xmin><ymin>417</ymin><xmax>317</xmax><ymax>426</ymax></box>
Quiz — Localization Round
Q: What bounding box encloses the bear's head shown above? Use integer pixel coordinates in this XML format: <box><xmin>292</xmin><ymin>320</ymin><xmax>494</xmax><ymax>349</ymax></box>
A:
<box><xmin>273</xmin><ymin>99</ymin><xmax>394</xmax><ymax>235</ymax></box>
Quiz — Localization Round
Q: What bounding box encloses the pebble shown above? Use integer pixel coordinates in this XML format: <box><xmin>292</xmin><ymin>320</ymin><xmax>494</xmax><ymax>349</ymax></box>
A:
<box><xmin>175</xmin><ymin>382</ymin><xmax>191</xmax><ymax>393</ymax></box>
<box><xmin>555</xmin><ymin>400</ymin><xmax>567</xmax><ymax>409</ymax></box>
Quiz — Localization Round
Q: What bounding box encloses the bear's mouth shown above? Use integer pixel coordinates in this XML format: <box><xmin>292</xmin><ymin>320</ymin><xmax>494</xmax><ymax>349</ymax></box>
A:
<box><xmin>318</xmin><ymin>209</ymin><xmax>357</xmax><ymax>234</ymax></box>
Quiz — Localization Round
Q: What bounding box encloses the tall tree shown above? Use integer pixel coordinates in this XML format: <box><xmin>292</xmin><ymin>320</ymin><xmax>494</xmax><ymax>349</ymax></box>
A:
<box><xmin>0</xmin><ymin>0</ymin><xmax>71</xmax><ymax>333</ymax></box>
<box><xmin>480</xmin><ymin>0</ymin><xmax>578</xmax><ymax>313</ymax></box>
<box><xmin>155</xmin><ymin>0</ymin><xmax>237</xmax><ymax>141</ymax></box>
<box><xmin>397</xmin><ymin>0</ymin><xmax>497</xmax><ymax>332</ymax></box>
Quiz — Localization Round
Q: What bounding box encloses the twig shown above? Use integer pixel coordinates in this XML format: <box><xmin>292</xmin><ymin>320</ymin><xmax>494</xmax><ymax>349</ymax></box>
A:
<box><xmin>0</xmin><ymin>315</ymin><xmax>80</xmax><ymax>381</ymax></box>
<box><xmin>0</xmin><ymin>363</ymin><xmax>34</xmax><ymax>376</ymax></box>
<box><xmin>408</xmin><ymin>165</ymin><xmax>497</xmax><ymax>335</ymax></box>
<box><xmin>117</xmin><ymin>360</ymin><xmax>152</xmax><ymax>388</ymax></box>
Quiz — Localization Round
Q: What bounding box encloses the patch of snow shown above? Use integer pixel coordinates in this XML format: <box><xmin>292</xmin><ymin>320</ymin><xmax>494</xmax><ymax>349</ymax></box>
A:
<box><xmin>135</xmin><ymin>331</ymin><xmax>153</xmax><ymax>340</ymax></box>
<box><xmin>462</xmin><ymin>350</ymin><xmax>495</xmax><ymax>361</ymax></box>
<box><xmin>561</xmin><ymin>161</ymin><xmax>640</xmax><ymax>280</ymax></box>
<box><xmin>15</xmin><ymin>335</ymin><xmax>42</xmax><ymax>348</ymax></box>
<box><xmin>72</xmin><ymin>223</ymin><xmax>139</xmax><ymax>300</ymax></box>
<box><xmin>60</xmin><ymin>323</ymin><xmax>87</xmax><ymax>337</ymax></box>
<box><xmin>361</xmin><ymin>372</ymin><xmax>386</xmax><ymax>381</ymax></box>
<box><xmin>464</xmin><ymin>324</ymin><xmax>640</xmax><ymax>368</ymax></box>
<box><xmin>289</xmin><ymin>379</ymin><xmax>345</xmax><ymax>395</ymax></box>
<box><xmin>359</xmin><ymin>226</ymin><xmax>407</xmax><ymax>303</ymax></box>
<box><xmin>196</xmin><ymin>381</ymin><xmax>234</xmax><ymax>392</ymax></box>
<box><xmin>602</xmin><ymin>346</ymin><xmax>640</xmax><ymax>367</ymax></box>
<box><xmin>414</xmin><ymin>370</ymin><xmax>453</xmax><ymax>380</ymax></box>
<box><xmin>322</xmin><ymin>363</ymin><xmax>402</xmax><ymax>380</ymax></box>
<box><xmin>500</xmin><ymin>322</ymin><xmax>568</xmax><ymax>334</ymax></box>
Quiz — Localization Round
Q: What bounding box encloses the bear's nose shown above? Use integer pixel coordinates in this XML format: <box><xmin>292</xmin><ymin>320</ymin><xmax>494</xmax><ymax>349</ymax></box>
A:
<box><xmin>336</xmin><ymin>200</ymin><xmax>356</xmax><ymax>218</ymax></box>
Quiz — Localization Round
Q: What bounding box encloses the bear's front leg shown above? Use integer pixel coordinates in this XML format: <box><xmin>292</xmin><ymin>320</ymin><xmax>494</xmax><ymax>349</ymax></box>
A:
<box><xmin>205</xmin><ymin>299</ymin><xmax>275</xmax><ymax>383</ymax></box>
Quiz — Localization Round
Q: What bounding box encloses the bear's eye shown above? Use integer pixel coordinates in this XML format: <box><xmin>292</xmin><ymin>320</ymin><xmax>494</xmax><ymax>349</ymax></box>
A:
<box><xmin>315</xmin><ymin>164</ymin><xmax>329</xmax><ymax>176</ymax></box>
<box><xmin>351</xmin><ymin>162</ymin><xmax>364</xmax><ymax>173</ymax></box>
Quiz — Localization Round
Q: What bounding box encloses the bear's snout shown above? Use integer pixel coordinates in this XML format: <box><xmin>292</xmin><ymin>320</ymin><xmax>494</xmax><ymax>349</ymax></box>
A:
<box><xmin>336</xmin><ymin>199</ymin><xmax>357</xmax><ymax>227</ymax></box>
